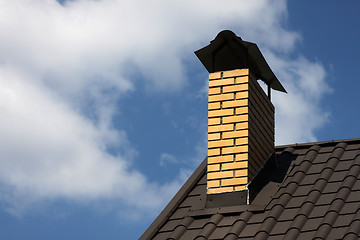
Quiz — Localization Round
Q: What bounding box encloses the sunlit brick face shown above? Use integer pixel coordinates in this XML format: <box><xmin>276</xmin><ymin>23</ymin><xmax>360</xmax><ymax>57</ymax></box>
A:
<box><xmin>207</xmin><ymin>69</ymin><xmax>274</xmax><ymax>194</ymax></box>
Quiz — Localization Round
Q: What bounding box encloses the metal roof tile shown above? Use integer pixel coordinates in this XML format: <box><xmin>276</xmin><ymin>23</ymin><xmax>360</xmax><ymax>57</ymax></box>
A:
<box><xmin>224</xmin><ymin>212</ymin><xmax>253</xmax><ymax>239</ymax></box>
<box><xmin>291</xmin><ymin>148</ymin><xmax>309</xmax><ymax>155</ymax></box>
<box><xmin>335</xmin><ymin>160</ymin><xmax>354</xmax><ymax>171</ymax></box>
<box><xmin>316</xmin><ymin>192</ymin><xmax>336</xmax><ymax>205</ymax></box>
<box><xmin>286</xmin><ymin>196</ymin><xmax>306</xmax><ymax>208</ymax></box>
<box><xmin>293</xmin><ymin>185</ymin><xmax>313</xmax><ymax>197</ymax></box>
<box><xmin>282</xmin><ymin>215</ymin><xmax>307</xmax><ymax>238</ymax></box>
<box><xmin>353</xmin><ymin>180</ymin><xmax>360</xmax><ymax>190</ymax></box>
<box><xmin>346</xmin><ymin>144</ymin><xmax>360</xmax><ymax>150</ymax></box>
<box><xmin>290</xmin><ymin>155</ymin><xmax>305</xmax><ymax>167</ymax></box>
<box><xmin>196</xmin><ymin>214</ymin><xmax>224</xmax><ymax>239</ymax></box>
<box><xmin>217</xmin><ymin>215</ymin><xmax>238</xmax><ymax>227</ymax></box>
<box><xmin>345</xmin><ymin>191</ymin><xmax>360</xmax><ymax>203</ymax></box>
<box><xmin>333</xmin><ymin>214</ymin><xmax>354</xmax><ymax>227</ymax></box>
<box><xmin>269</xmin><ymin>220</ymin><xmax>292</xmax><ymax>235</ymax></box>
<box><xmin>318</xmin><ymin>146</ymin><xmax>336</xmax><ymax>153</ymax></box>
<box><xmin>323</xmin><ymin>181</ymin><xmax>342</xmax><ymax>194</ymax></box>
<box><xmin>301</xmin><ymin>217</ymin><xmax>322</xmax><ymax>231</ymax></box>
<box><xmin>168</xmin><ymin>216</ymin><xmax>194</xmax><ymax>239</ymax></box>
<box><xmin>178</xmin><ymin>229</ymin><xmax>201</xmax><ymax>240</ymax></box>
<box><xmin>266</xmin><ymin>234</ymin><xmax>285</xmax><ymax>240</ymax></box>
<box><xmin>302</xmin><ymin>191</ymin><xmax>321</xmax><ymax>207</ymax></box>
<box><xmin>298</xmin><ymin>149</ymin><xmax>320</xmax><ymax>167</ymax></box>
<box><xmin>312</xmin><ymin>152</ymin><xmax>332</xmax><ymax>164</ymax></box>
<box><xmin>314</xmin><ymin>209</ymin><xmax>345</xmax><ymax>239</ymax></box>
<box><xmin>307</xmin><ymin>163</ymin><xmax>326</xmax><ymax>174</ymax></box>
<box><xmin>277</xmin><ymin>208</ymin><xmax>298</xmax><ymax>221</ymax></box>
<box><xmin>296</xmin><ymin>230</ymin><xmax>316</xmax><ymax>239</ymax></box>
<box><xmin>265</xmin><ymin>198</ymin><xmax>277</xmax><ymax>210</ymax></box>
<box><xmin>347</xmin><ymin>164</ymin><xmax>360</xmax><ymax>178</ymax></box>
<box><xmin>282</xmin><ymin>228</ymin><xmax>300</xmax><ymax>240</ymax></box>
<box><xmin>237</xmin><ymin>237</ymin><xmax>253</xmax><ymax>240</ymax></box>
<box><xmin>152</xmin><ymin>232</ymin><xmax>169</xmax><ymax>240</ymax></box>
<box><xmin>341</xmin><ymin>150</ymin><xmax>359</xmax><ymax>160</ymax></box>
<box><xmin>344</xmin><ymin>210</ymin><xmax>360</xmax><ymax>238</ymax></box>
<box><xmin>343</xmin><ymin>232</ymin><xmax>360</xmax><ymax>240</ymax></box>
<box><xmin>238</xmin><ymin>223</ymin><xmax>262</xmax><ymax>238</ymax></box>
<box><xmin>328</xmin><ymin>170</ymin><xmax>348</xmax><ymax>182</ymax></box>
<box><xmin>308</xmin><ymin>204</ymin><xmax>328</xmax><ymax>218</ymax></box>
<box><xmin>313</xmin><ymin>223</ymin><xmax>333</xmax><ymax>239</ymax></box>
<box><xmin>246</xmin><ymin>212</ymin><xmax>267</xmax><ymax>224</ymax></box>
<box><xmin>270</xmin><ymin>185</ymin><xmax>286</xmax><ymax>199</ymax></box>
<box><xmin>340</xmin><ymin>202</ymin><xmax>360</xmax><ymax>215</ymax></box>
<box><xmin>253</xmin><ymin>231</ymin><xmax>269</xmax><ymax>240</ymax></box>
<box><xmin>189</xmin><ymin>218</ymin><xmax>209</xmax><ymax>230</ymax></box>
<box><xmin>208</xmin><ymin>226</ymin><xmax>232</xmax><ymax>240</ymax></box>
<box><xmin>299</xmin><ymin>173</ymin><xmax>319</xmax><ymax>185</ymax></box>
<box><xmin>223</xmin><ymin>233</ymin><xmax>237</xmax><ymax>240</ymax></box>
<box><xmin>159</xmin><ymin>219</ymin><xmax>183</xmax><ymax>232</ymax></box>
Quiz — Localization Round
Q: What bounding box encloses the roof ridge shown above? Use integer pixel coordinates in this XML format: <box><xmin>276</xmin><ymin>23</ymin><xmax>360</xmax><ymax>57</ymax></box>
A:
<box><xmin>275</xmin><ymin>137</ymin><xmax>360</xmax><ymax>150</ymax></box>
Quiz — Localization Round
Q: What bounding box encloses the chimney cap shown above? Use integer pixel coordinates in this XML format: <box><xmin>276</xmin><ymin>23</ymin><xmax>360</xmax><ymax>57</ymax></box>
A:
<box><xmin>195</xmin><ymin>30</ymin><xmax>286</xmax><ymax>93</ymax></box>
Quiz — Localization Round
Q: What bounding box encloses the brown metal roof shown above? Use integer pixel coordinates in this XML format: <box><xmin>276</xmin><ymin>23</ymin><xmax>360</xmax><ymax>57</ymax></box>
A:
<box><xmin>140</xmin><ymin>138</ymin><xmax>360</xmax><ymax>240</ymax></box>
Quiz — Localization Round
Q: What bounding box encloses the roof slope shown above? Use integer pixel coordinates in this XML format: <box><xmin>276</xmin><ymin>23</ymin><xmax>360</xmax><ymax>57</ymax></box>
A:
<box><xmin>140</xmin><ymin>138</ymin><xmax>360</xmax><ymax>240</ymax></box>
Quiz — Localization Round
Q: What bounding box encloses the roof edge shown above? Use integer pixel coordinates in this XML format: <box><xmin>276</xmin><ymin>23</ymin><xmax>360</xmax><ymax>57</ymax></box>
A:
<box><xmin>275</xmin><ymin>137</ymin><xmax>360</xmax><ymax>150</ymax></box>
<box><xmin>139</xmin><ymin>158</ymin><xmax>207</xmax><ymax>240</ymax></box>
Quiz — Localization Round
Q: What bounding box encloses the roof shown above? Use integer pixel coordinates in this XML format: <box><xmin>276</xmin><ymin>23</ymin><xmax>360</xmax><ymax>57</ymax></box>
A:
<box><xmin>140</xmin><ymin>138</ymin><xmax>360</xmax><ymax>240</ymax></box>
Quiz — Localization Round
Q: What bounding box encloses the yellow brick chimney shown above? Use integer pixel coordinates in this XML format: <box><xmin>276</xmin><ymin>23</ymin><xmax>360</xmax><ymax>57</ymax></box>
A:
<box><xmin>207</xmin><ymin>68</ymin><xmax>274</xmax><ymax>194</ymax></box>
<box><xmin>195</xmin><ymin>30</ymin><xmax>286</xmax><ymax>198</ymax></box>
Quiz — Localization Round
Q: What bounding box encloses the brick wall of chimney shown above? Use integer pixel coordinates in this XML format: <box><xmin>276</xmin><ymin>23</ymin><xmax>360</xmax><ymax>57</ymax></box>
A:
<box><xmin>207</xmin><ymin>69</ymin><xmax>274</xmax><ymax>194</ymax></box>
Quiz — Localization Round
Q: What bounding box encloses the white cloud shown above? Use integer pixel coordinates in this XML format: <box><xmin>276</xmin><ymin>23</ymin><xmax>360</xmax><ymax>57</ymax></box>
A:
<box><xmin>0</xmin><ymin>67</ymin><xmax>124</xmax><ymax>203</ymax></box>
<box><xmin>0</xmin><ymin>65</ymin><xmax>186</xmax><ymax>216</ymax></box>
<box><xmin>0</xmin><ymin>0</ymin><xmax>299</xmax><ymax>94</ymax></box>
<box><xmin>0</xmin><ymin>0</ymin><xmax>331</xmax><ymax>216</ymax></box>
<box><xmin>266</xmin><ymin>53</ymin><xmax>331</xmax><ymax>144</ymax></box>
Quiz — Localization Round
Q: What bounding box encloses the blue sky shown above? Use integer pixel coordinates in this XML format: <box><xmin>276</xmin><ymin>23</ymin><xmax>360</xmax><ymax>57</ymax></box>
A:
<box><xmin>0</xmin><ymin>0</ymin><xmax>359</xmax><ymax>239</ymax></box>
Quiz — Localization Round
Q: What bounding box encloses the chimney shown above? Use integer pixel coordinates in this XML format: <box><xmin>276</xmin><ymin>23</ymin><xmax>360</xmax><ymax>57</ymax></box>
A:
<box><xmin>195</xmin><ymin>30</ymin><xmax>286</xmax><ymax>204</ymax></box>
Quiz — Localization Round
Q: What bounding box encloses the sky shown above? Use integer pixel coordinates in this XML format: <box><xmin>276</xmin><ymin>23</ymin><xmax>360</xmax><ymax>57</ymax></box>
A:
<box><xmin>0</xmin><ymin>0</ymin><xmax>359</xmax><ymax>239</ymax></box>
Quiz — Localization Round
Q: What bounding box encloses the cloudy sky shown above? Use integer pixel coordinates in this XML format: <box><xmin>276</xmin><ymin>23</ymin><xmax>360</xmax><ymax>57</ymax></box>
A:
<box><xmin>0</xmin><ymin>0</ymin><xmax>359</xmax><ymax>239</ymax></box>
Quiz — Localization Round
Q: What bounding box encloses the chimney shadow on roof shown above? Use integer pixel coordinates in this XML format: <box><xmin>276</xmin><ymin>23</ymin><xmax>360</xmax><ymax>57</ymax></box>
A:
<box><xmin>272</xmin><ymin>150</ymin><xmax>298</xmax><ymax>183</ymax></box>
<box><xmin>249</xmin><ymin>150</ymin><xmax>299</xmax><ymax>206</ymax></box>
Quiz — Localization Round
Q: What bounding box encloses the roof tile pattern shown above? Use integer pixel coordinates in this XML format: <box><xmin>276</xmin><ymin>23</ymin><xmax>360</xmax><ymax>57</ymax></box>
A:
<box><xmin>141</xmin><ymin>139</ymin><xmax>360</xmax><ymax>240</ymax></box>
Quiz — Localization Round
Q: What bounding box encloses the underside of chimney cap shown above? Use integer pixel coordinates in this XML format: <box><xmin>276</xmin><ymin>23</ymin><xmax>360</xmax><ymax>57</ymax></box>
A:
<box><xmin>195</xmin><ymin>30</ymin><xmax>287</xmax><ymax>93</ymax></box>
